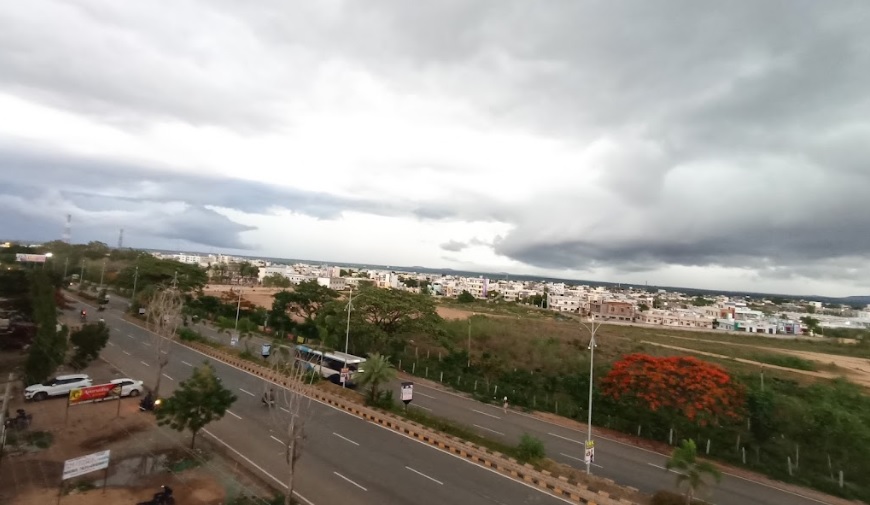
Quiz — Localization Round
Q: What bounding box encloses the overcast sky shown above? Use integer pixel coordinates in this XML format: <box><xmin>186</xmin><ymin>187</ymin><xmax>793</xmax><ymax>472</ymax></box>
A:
<box><xmin>1</xmin><ymin>1</ymin><xmax>869</xmax><ymax>297</ymax></box>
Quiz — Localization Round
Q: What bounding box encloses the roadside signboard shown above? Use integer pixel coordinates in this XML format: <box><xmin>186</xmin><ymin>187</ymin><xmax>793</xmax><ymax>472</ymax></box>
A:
<box><xmin>62</xmin><ymin>450</ymin><xmax>111</xmax><ymax>480</ymax></box>
<box><xmin>261</xmin><ymin>343</ymin><xmax>272</xmax><ymax>358</ymax></box>
<box><xmin>584</xmin><ymin>440</ymin><xmax>595</xmax><ymax>464</ymax></box>
<box><xmin>15</xmin><ymin>253</ymin><xmax>47</xmax><ymax>263</ymax></box>
<box><xmin>230</xmin><ymin>334</ymin><xmax>239</xmax><ymax>347</ymax></box>
<box><xmin>69</xmin><ymin>383</ymin><xmax>122</xmax><ymax>406</ymax></box>
<box><xmin>401</xmin><ymin>381</ymin><xmax>414</xmax><ymax>405</ymax></box>
<box><xmin>340</xmin><ymin>367</ymin><xmax>350</xmax><ymax>384</ymax></box>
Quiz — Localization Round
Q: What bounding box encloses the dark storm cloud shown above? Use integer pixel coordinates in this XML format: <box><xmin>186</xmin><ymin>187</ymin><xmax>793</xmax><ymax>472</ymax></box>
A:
<box><xmin>0</xmin><ymin>146</ymin><xmax>392</xmax><ymax>249</ymax></box>
<box><xmin>440</xmin><ymin>240</ymin><xmax>467</xmax><ymax>252</ymax></box>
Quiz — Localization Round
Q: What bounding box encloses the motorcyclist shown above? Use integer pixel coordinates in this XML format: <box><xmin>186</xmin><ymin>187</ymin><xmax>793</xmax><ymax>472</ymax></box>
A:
<box><xmin>80</xmin><ymin>309</ymin><xmax>87</xmax><ymax>321</ymax></box>
<box><xmin>153</xmin><ymin>485</ymin><xmax>173</xmax><ymax>503</ymax></box>
<box><xmin>139</xmin><ymin>391</ymin><xmax>155</xmax><ymax>411</ymax></box>
<box><xmin>262</xmin><ymin>388</ymin><xmax>275</xmax><ymax>407</ymax></box>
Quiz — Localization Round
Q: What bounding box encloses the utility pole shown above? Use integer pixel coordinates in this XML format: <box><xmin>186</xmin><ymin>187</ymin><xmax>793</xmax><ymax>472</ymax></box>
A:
<box><xmin>131</xmin><ymin>265</ymin><xmax>139</xmax><ymax>303</ymax></box>
<box><xmin>99</xmin><ymin>258</ymin><xmax>107</xmax><ymax>289</ymax></box>
<box><xmin>344</xmin><ymin>286</ymin><xmax>354</xmax><ymax>355</ymax></box>
<box><xmin>79</xmin><ymin>260</ymin><xmax>85</xmax><ymax>285</ymax></box>
<box><xmin>581</xmin><ymin>315</ymin><xmax>601</xmax><ymax>475</ymax></box>
<box><xmin>62</xmin><ymin>257</ymin><xmax>69</xmax><ymax>283</ymax></box>
<box><xmin>234</xmin><ymin>288</ymin><xmax>242</xmax><ymax>330</ymax></box>
<box><xmin>467</xmin><ymin>313</ymin><xmax>473</xmax><ymax>368</ymax></box>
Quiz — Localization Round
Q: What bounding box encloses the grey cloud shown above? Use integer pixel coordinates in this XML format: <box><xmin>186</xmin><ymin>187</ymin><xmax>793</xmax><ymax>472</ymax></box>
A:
<box><xmin>440</xmin><ymin>240</ymin><xmax>467</xmax><ymax>252</ymax></box>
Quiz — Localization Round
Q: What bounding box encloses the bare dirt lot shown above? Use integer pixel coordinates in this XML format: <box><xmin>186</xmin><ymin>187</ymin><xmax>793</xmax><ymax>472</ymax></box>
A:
<box><xmin>0</xmin><ymin>359</ymin><xmax>271</xmax><ymax>505</ymax></box>
<box><xmin>202</xmin><ymin>284</ymin><xmax>285</xmax><ymax>310</ymax></box>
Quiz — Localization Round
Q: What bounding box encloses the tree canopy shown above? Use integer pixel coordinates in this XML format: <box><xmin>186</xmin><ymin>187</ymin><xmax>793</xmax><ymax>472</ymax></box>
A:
<box><xmin>69</xmin><ymin>322</ymin><xmax>110</xmax><ymax>370</ymax></box>
<box><xmin>157</xmin><ymin>362</ymin><xmax>237</xmax><ymax>448</ymax></box>
<box><xmin>601</xmin><ymin>354</ymin><xmax>745</xmax><ymax>427</ymax></box>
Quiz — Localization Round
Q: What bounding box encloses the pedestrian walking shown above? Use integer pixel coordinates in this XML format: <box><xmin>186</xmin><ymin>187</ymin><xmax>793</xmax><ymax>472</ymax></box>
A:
<box><xmin>503</xmin><ymin>395</ymin><xmax>509</xmax><ymax>413</ymax></box>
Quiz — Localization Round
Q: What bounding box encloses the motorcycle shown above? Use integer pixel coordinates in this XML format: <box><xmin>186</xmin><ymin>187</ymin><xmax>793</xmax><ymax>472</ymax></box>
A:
<box><xmin>136</xmin><ymin>485</ymin><xmax>174</xmax><ymax>505</ymax></box>
<box><xmin>139</xmin><ymin>394</ymin><xmax>162</xmax><ymax>413</ymax></box>
<box><xmin>4</xmin><ymin>409</ymin><xmax>32</xmax><ymax>430</ymax></box>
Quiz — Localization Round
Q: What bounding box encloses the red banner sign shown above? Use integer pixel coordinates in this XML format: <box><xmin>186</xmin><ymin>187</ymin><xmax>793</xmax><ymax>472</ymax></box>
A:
<box><xmin>69</xmin><ymin>383</ymin><xmax>122</xmax><ymax>405</ymax></box>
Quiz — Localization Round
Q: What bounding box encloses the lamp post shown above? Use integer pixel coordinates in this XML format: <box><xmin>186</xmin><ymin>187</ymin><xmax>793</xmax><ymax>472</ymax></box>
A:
<box><xmin>580</xmin><ymin>313</ymin><xmax>601</xmax><ymax>475</ymax></box>
<box><xmin>62</xmin><ymin>257</ymin><xmax>69</xmax><ymax>282</ymax></box>
<box><xmin>344</xmin><ymin>286</ymin><xmax>353</xmax><ymax>356</ymax></box>
<box><xmin>131</xmin><ymin>266</ymin><xmax>139</xmax><ymax>304</ymax></box>
<box><xmin>43</xmin><ymin>252</ymin><xmax>53</xmax><ymax>270</ymax></box>
<box><xmin>467</xmin><ymin>312</ymin><xmax>475</xmax><ymax>368</ymax></box>
<box><xmin>98</xmin><ymin>258</ymin><xmax>107</xmax><ymax>289</ymax></box>
<box><xmin>234</xmin><ymin>288</ymin><xmax>242</xmax><ymax>330</ymax></box>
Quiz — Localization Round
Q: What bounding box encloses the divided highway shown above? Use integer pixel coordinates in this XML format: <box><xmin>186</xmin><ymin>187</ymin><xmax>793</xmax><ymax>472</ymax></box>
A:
<box><xmin>73</xmin><ymin>301</ymin><xmax>573</xmax><ymax>505</ymax></box>
<box><xmin>86</xmin><ymin>297</ymin><xmax>837</xmax><ymax>505</ymax></box>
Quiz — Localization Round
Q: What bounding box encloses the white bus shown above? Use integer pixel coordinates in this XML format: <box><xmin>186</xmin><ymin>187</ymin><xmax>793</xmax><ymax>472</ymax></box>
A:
<box><xmin>295</xmin><ymin>345</ymin><xmax>366</xmax><ymax>386</ymax></box>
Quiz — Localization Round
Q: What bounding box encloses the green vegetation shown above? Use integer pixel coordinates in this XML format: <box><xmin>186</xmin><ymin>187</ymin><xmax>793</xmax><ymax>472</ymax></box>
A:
<box><xmin>516</xmin><ymin>434</ymin><xmax>546</xmax><ymax>463</ymax></box>
<box><xmin>23</xmin><ymin>271</ymin><xmax>66</xmax><ymax>384</ymax></box>
<box><xmin>157</xmin><ymin>362</ymin><xmax>238</xmax><ymax>449</ymax></box>
<box><xmin>262</xmin><ymin>272</ymin><xmax>292</xmax><ymax>288</ymax></box>
<box><xmin>68</xmin><ymin>322</ymin><xmax>111</xmax><ymax>370</ymax></box>
<box><xmin>666</xmin><ymin>439</ymin><xmax>721</xmax><ymax>504</ymax></box>
<box><xmin>355</xmin><ymin>352</ymin><xmax>397</xmax><ymax>404</ymax></box>
<box><xmin>751</xmin><ymin>353</ymin><xmax>817</xmax><ymax>371</ymax></box>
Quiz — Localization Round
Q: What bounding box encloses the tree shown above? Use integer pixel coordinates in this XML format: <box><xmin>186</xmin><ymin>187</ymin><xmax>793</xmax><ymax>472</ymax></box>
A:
<box><xmin>665</xmin><ymin>439</ymin><xmax>722</xmax><ymax>504</ymax></box>
<box><xmin>800</xmin><ymin>315</ymin><xmax>821</xmax><ymax>335</ymax></box>
<box><xmin>639</xmin><ymin>303</ymin><xmax>650</xmax><ymax>312</ymax></box>
<box><xmin>69</xmin><ymin>322</ymin><xmax>110</xmax><ymax>370</ymax></box>
<box><xmin>157</xmin><ymin>362</ymin><xmax>237</xmax><ymax>448</ymax></box>
<box><xmin>263</xmin><ymin>273</ymin><xmax>292</xmax><ymax>288</ymax></box>
<box><xmin>146</xmin><ymin>286</ymin><xmax>184</xmax><ymax>397</ymax></box>
<box><xmin>600</xmin><ymin>354</ymin><xmax>745</xmax><ymax>427</ymax></box>
<box><xmin>262</xmin><ymin>347</ymin><xmax>318</xmax><ymax>505</ymax></box>
<box><xmin>457</xmin><ymin>290</ymin><xmax>476</xmax><ymax>303</ymax></box>
<box><xmin>285</xmin><ymin>280</ymin><xmax>338</xmax><ymax>322</ymax></box>
<box><xmin>238</xmin><ymin>261</ymin><xmax>260</xmax><ymax>284</ymax></box>
<box><xmin>24</xmin><ymin>271</ymin><xmax>65</xmax><ymax>384</ymax></box>
<box><xmin>354</xmin><ymin>353</ymin><xmax>397</xmax><ymax>404</ymax></box>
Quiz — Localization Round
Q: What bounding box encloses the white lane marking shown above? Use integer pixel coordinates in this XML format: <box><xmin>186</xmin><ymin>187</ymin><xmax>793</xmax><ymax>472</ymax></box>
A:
<box><xmin>279</xmin><ymin>407</ymin><xmax>291</xmax><ymax>413</ymax></box>
<box><xmin>333</xmin><ymin>432</ymin><xmax>360</xmax><ymax>446</ymax></box>
<box><xmin>142</xmin><ymin>341</ymin><xmax>151</xmax><ymax>346</ymax></box>
<box><xmin>334</xmin><ymin>472</ymin><xmax>367</xmax><ymax>491</ymax></box>
<box><xmin>239</xmin><ymin>388</ymin><xmax>256</xmax><ymax>397</ymax></box>
<box><xmin>560</xmin><ymin>453</ymin><xmax>604</xmax><ymax>469</ymax></box>
<box><xmin>227</xmin><ymin>410</ymin><xmax>242</xmax><ymax>420</ymax></box>
<box><xmin>549</xmin><ymin>432</ymin><xmax>584</xmax><ymax>444</ymax></box>
<box><xmin>123</xmin><ymin>350</ymin><xmax>132</xmax><ymax>355</ymax></box>
<box><xmin>140</xmin><ymin>360</ymin><xmax>151</xmax><ymax>367</ymax></box>
<box><xmin>405</xmin><ymin>466</ymin><xmax>444</xmax><ymax>485</ymax></box>
<box><xmin>202</xmin><ymin>428</ymin><xmax>315</xmax><ymax>505</ymax></box>
<box><xmin>414</xmin><ymin>404</ymin><xmax>433</xmax><ymax>411</ymax></box>
<box><xmin>270</xmin><ymin>435</ymin><xmax>285</xmax><ymax>445</ymax></box>
<box><xmin>472</xmin><ymin>409</ymin><xmax>501</xmax><ymax>420</ymax></box>
<box><xmin>182</xmin><ymin>361</ymin><xmax>193</xmax><ymax>367</ymax></box>
<box><xmin>107</xmin><ymin>342</ymin><xmax>115</xmax><ymax>347</ymax></box>
<box><xmin>417</xmin><ymin>392</ymin><xmax>436</xmax><ymax>399</ymax></box>
<box><xmin>162</xmin><ymin>373</ymin><xmax>174</xmax><ymax>381</ymax></box>
<box><xmin>127</xmin><ymin>334</ymin><xmax>135</xmax><ymax>339</ymax></box>
<box><xmin>474</xmin><ymin>424</ymin><xmax>505</xmax><ymax>436</ymax></box>
<box><xmin>161</xmin><ymin>350</ymin><xmax>168</xmax><ymax>354</ymax></box>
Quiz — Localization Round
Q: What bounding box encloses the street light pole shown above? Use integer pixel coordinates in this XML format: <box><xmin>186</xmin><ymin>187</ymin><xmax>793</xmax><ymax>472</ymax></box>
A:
<box><xmin>131</xmin><ymin>266</ymin><xmax>139</xmax><ymax>303</ymax></box>
<box><xmin>467</xmin><ymin>313</ymin><xmax>474</xmax><ymax>368</ymax></box>
<box><xmin>99</xmin><ymin>259</ymin><xmax>107</xmax><ymax>289</ymax></box>
<box><xmin>581</xmin><ymin>314</ymin><xmax>601</xmax><ymax>475</ymax></box>
<box><xmin>234</xmin><ymin>288</ymin><xmax>242</xmax><ymax>330</ymax></box>
<box><xmin>62</xmin><ymin>257</ymin><xmax>69</xmax><ymax>282</ymax></box>
<box><xmin>344</xmin><ymin>286</ymin><xmax>353</xmax><ymax>356</ymax></box>
<box><xmin>79</xmin><ymin>260</ymin><xmax>85</xmax><ymax>286</ymax></box>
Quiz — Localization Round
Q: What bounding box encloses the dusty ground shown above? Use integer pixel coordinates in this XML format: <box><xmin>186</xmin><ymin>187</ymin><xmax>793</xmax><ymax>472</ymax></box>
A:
<box><xmin>0</xmin><ymin>358</ymin><xmax>271</xmax><ymax>505</ymax></box>
<box><xmin>653</xmin><ymin>334</ymin><xmax>870</xmax><ymax>388</ymax></box>
<box><xmin>202</xmin><ymin>284</ymin><xmax>285</xmax><ymax>310</ymax></box>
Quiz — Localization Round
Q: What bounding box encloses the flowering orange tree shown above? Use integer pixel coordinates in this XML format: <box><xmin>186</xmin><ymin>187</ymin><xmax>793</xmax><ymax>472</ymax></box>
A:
<box><xmin>600</xmin><ymin>353</ymin><xmax>745</xmax><ymax>427</ymax></box>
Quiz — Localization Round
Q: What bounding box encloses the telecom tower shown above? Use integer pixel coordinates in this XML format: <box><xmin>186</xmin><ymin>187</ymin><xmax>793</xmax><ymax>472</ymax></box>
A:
<box><xmin>62</xmin><ymin>214</ymin><xmax>72</xmax><ymax>243</ymax></box>
<box><xmin>118</xmin><ymin>228</ymin><xmax>124</xmax><ymax>249</ymax></box>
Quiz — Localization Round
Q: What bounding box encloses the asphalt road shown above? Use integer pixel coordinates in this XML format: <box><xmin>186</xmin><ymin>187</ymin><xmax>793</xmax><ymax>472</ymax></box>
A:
<box><xmin>71</xmin><ymin>300</ymin><xmax>573</xmax><ymax>505</ymax></box>
<box><xmin>87</xmin><ymin>294</ymin><xmax>837</xmax><ymax>505</ymax></box>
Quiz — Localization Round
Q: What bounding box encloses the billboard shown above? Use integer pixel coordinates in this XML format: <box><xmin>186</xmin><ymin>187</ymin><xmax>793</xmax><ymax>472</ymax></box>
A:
<box><xmin>69</xmin><ymin>383</ymin><xmax>123</xmax><ymax>405</ymax></box>
<box><xmin>63</xmin><ymin>450</ymin><xmax>111</xmax><ymax>480</ymax></box>
<box><xmin>15</xmin><ymin>253</ymin><xmax>47</xmax><ymax>263</ymax></box>
<box><xmin>401</xmin><ymin>381</ymin><xmax>414</xmax><ymax>404</ymax></box>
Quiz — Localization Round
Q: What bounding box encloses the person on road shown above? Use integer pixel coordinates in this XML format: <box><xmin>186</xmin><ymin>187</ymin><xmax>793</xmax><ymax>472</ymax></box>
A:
<box><xmin>503</xmin><ymin>396</ymin><xmax>509</xmax><ymax>413</ymax></box>
<box><xmin>262</xmin><ymin>388</ymin><xmax>276</xmax><ymax>407</ymax></box>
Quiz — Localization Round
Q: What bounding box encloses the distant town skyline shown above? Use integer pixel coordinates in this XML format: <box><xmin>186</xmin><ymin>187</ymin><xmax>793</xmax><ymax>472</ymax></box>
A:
<box><xmin>2</xmin><ymin>2</ymin><xmax>870</xmax><ymax>298</ymax></box>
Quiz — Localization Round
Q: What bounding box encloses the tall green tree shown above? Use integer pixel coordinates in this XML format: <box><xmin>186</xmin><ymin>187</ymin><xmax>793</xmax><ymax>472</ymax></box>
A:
<box><xmin>69</xmin><ymin>322</ymin><xmax>110</xmax><ymax>370</ymax></box>
<box><xmin>354</xmin><ymin>353</ymin><xmax>397</xmax><ymax>404</ymax></box>
<box><xmin>665</xmin><ymin>439</ymin><xmax>722</xmax><ymax>505</ymax></box>
<box><xmin>24</xmin><ymin>271</ymin><xmax>65</xmax><ymax>384</ymax></box>
<box><xmin>263</xmin><ymin>273</ymin><xmax>292</xmax><ymax>288</ymax></box>
<box><xmin>156</xmin><ymin>362</ymin><xmax>237</xmax><ymax>448</ymax></box>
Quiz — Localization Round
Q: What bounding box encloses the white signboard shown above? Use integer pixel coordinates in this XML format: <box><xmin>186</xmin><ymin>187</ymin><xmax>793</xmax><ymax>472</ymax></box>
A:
<box><xmin>401</xmin><ymin>381</ymin><xmax>414</xmax><ymax>403</ymax></box>
<box><xmin>15</xmin><ymin>253</ymin><xmax>47</xmax><ymax>263</ymax></box>
<box><xmin>62</xmin><ymin>450</ymin><xmax>110</xmax><ymax>480</ymax></box>
<box><xmin>584</xmin><ymin>440</ymin><xmax>595</xmax><ymax>465</ymax></box>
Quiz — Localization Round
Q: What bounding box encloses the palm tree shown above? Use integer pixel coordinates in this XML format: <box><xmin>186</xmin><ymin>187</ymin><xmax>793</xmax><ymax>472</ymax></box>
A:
<box><xmin>666</xmin><ymin>439</ymin><xmax>722</xmax><ymax>504</ymax></box>
<box><xmin>354</xmin><ymin>353</ymin><xmax>397</xmax><ymax>404</ymax></box>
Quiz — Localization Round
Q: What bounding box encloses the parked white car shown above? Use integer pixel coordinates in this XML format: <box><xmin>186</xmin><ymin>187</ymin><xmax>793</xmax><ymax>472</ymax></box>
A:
<box><xmin>110</xmin><ymin>378</ymin><xmax>145</xmax><ymax>397</ymax></box>
<box><xmin>24</xmin><ymin>374</ymin><xmax>93</xmax><ymax>401</ymax></box>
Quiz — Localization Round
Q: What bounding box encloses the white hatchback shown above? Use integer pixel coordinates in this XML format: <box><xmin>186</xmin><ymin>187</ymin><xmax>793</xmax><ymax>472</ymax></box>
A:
<box><xmin>110</xmin><ymin>378</ymin><xmax>145</xmax><ymax>397</ymax></box>
<box><xmin>24</xmin><ymin>374</ymin><xmax>93</xmax><ymax>401</ymax></box>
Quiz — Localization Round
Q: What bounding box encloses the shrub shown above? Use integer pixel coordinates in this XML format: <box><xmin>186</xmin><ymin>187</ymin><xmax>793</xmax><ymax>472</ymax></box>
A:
<box><xmin>516</xmin><ymin>433</ymin><xmax>546</xmax><ymax>462</ymax></box>
<box><xmin>651</xmin><ymin>490</ymin><xmax>709</xmax><ymax>505</ymax></box>
<box><xmin>177</xmin><ymin>327</ymin><xmax>205</xmax><ymax>342</ymax></box>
